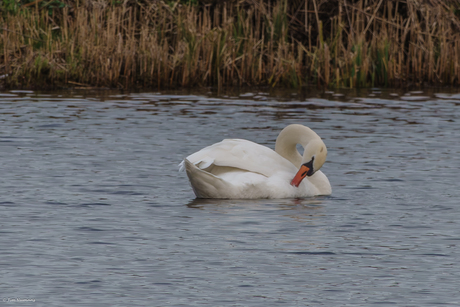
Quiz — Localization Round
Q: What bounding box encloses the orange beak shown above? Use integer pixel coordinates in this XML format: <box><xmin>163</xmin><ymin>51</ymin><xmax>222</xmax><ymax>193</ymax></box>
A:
<box><xmin>290</xmin><ymin>165</ymin><xmax>310</xmax><ymax>187</ymax></box>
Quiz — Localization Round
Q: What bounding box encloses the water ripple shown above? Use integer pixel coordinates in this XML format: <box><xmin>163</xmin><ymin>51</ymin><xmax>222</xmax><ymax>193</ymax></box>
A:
<box><xmin>0</xmin><ymin>88</ymin><xmax>459</xmax><ymax>306</ymax></box>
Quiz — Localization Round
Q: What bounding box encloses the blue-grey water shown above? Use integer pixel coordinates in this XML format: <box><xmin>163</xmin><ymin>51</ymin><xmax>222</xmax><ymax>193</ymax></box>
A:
<box><xmin>0</xmin><ymin>88</ymin><xmax>459</xmax><ymax>306</ymax></box>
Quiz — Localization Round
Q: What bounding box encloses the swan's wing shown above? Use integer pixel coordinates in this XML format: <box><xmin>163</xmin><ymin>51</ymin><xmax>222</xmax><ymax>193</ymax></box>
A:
<box><xmin>181</xmin><ymin>139</ymin><xmax>295</xmax><ymax>177</ymax></box>
<box><xmin>184</xmin><ymin>159</ymin><xmax>273</xmax><ymax>198</ymax></box>
<box><xmin>183</xmin><ymin>159</ymin><xmax>231</xmax><ymax>198</ymax></box>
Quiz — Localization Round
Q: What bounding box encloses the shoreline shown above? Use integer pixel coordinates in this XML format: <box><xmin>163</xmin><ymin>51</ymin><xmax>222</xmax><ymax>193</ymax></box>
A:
<box><xmin>2</xmin><ymin>0</ymin><xmax>460</xmax><ymax>90</ymax></box>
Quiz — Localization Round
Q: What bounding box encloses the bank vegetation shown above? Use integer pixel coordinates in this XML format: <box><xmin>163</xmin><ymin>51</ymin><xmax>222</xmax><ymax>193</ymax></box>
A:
<box><xmin>2</xmin><ymin>0</ymin><xmax>460</xmax><ymax>89</ymax></box>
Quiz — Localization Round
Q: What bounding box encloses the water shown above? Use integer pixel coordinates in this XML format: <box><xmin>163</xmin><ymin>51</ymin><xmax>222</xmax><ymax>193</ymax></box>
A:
<box><xmin>0</xmin><ymin>88</ymin><xmax>459</xmax><ymax>306</ymax></box>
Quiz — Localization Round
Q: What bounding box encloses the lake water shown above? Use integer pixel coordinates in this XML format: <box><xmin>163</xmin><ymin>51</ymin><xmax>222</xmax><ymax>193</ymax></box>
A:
<box><xmin>0</xmin><ymin>88</ymin><xmax>459</xmax><ymax>306</ymax></box>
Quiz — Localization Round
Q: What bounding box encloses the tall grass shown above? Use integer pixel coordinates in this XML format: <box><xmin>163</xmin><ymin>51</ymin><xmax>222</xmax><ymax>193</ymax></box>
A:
<box><xmin>2</xmin><ymin>0</ymin><xmax>460</xmax><ymax>89</ymax></box>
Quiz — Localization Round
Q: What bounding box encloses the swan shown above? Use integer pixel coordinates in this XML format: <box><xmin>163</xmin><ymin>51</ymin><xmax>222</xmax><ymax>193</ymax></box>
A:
<box><xmin>179</xmin><ymin>124</ymin><xmax>331</xmax><ymax>199</ymax></box>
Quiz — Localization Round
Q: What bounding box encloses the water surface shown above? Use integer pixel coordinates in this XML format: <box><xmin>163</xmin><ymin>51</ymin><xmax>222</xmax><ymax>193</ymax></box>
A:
<box><xmin>1</xmin><ymin>88</ymin><xmax>459</xmax><ymax>306</ymax></box>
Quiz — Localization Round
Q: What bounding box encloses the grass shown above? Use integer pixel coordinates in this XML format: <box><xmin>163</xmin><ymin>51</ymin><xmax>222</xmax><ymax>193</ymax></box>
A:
<box><xmin>2</xmin><ymin>0</ymin><xmax>460</xmax><ymax>89</ymax></box>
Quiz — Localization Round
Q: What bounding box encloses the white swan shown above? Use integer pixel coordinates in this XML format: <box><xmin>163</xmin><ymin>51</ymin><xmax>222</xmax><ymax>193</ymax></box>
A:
<box><xmin>179</xmin><ymin>124</ymin><xmax>331</xmax><ymax>199</ymax></box>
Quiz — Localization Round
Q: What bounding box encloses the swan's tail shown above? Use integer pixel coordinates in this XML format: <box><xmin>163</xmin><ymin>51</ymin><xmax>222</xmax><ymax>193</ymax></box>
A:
<box><xmin>178</xmin><ymin>160</ymin><xmax>186</xmax><ymax>172</ymax></box>
<box><xmin>182</xmin><ymin>159</ymin><xmax>229</xmax><ymax>198</ymax></box>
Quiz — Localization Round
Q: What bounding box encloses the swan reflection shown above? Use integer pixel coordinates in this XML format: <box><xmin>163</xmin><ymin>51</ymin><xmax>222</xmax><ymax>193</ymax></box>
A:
<box><xmin>186</xmin><ymin>197</ymin><xmax>329</xmax><ymax>224</ymax></box>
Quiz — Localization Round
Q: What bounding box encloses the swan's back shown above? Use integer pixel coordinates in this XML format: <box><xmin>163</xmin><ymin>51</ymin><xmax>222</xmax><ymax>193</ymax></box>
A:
<box><xmin>182</xmin><ymin>139</ymin><xmax>294</xmax><ymax>176</ymax></box>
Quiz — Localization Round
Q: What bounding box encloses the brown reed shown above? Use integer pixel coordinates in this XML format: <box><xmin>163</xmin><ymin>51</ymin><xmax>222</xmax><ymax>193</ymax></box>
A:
<box><xmin>1</xmin><ymin>0</ymin><xmax>460</xmax><ymax>89</ymax></box>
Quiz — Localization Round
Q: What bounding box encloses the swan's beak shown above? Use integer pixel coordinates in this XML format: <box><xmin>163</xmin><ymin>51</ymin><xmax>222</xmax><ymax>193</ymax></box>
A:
<box><xmin>291</xmin><ymin>165</ymin><xmax>310</xmax><ymax>187</ymax></box>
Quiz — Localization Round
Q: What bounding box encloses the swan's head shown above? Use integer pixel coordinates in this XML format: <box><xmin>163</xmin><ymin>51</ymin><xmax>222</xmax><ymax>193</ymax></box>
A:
<box><xmin>291</xmin><ymin>139</ymin><xmax>328</xmax><ymax>187</ymax></box>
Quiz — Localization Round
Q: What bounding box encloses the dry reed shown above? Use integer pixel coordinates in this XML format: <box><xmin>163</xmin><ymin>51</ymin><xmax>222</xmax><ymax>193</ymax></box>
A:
<box><xmin>1</xmin><ymin>0</ymin><xmax>460</xmax><ymax>89</ymax></box>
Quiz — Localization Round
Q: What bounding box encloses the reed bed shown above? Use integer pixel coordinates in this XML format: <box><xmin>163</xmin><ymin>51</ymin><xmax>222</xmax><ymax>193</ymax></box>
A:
<box><xmin>2</xmin><ymin>0</ymin><xmax>460</xmax><ymax>89</ymax></box>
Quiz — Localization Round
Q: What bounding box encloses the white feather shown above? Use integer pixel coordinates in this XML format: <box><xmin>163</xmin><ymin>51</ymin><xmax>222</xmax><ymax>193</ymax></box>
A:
<box><xmin>180</xmin><ymin>125</ymin><xmax>332</xmax><ymax>199</ymax></box>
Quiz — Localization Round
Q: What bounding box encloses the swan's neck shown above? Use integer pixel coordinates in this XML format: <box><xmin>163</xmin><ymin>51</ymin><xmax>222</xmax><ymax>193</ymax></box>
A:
<box><xmin>274</xmin><ymin>124</ymin><xmax>320</xmax><ymax>168</ymax></box>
